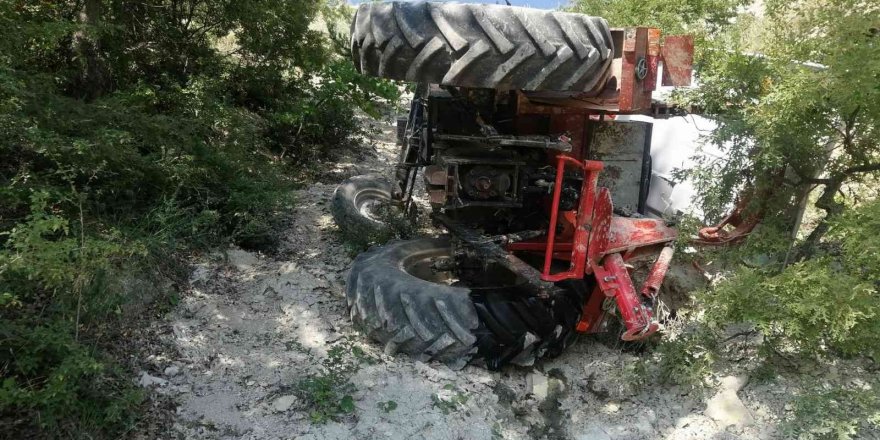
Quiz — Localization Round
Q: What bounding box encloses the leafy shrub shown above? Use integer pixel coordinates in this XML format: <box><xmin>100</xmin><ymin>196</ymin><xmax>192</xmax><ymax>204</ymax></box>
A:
<box><xmin>783</xmin><ymin>387</ymin><xmax>880</xmax><ymax>440</ymax></box>
<box><xmin>0</xmin><ymin>321</ymin><xmax>143</xmax><ymax>437</ymax></box>
<box><xmin>0</xmin><ymin>0</ymin><xmax>398</xmax><ymax>437</ymax></box>
<box><xmin>652</xmin><ymin>332</ymin><xmax>718</xmax><ymax>389</ymax></box>
<box><xmin>700</xmin><ymin>199</ymin><xmax>880</xmax><ymax>360</ymax></box>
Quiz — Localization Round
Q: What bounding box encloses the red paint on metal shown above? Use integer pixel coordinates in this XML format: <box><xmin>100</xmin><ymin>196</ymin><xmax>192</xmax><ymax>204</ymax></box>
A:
<box><xmin>576</xmin><ymin>286</ymin><xmax>606</xmax><ymax>333</ymax></box>
<box><xmin>620</xmin><ymin>27</ymin><xmax>653</xmax><ymax>112</ymax></box>
<box><xmin>694</xmin><ymin>194</ymin><xmax>761</xmax><ymax>245</ymax></box>
<box><xmin>586</xmin><ymin>187</ymin><xmax>612</xmax><ymax>268</ymax></box>
<box><xmin>542</xmin><ymin>156</ymin><xmax>604</xmax><ymax>282</ymax></box>
<box><xmin>606</xmin><ymin>217</ymin><xmax>677</xmax><ymax>255</ymax></box>
<box><xmin>550</xmin><ymin>114</ymin><xmax>588</xmax><ymax>158</ymax></box>
<box><xmin>542</xmin><ymin>155</ymin><xmax>568</xmax><ymax>278</ymax></box>
<box><xmin>592</xmin><ymin>253</ymin><xmax>659</xmax><ymax>340</ymax></box>
<box><xmin>644</xmin><ymin>28</ymin><xmax>661</xmax><ymax>92</ymax></box>
<box><xmin>641</xmin><ymin>245</ymin><xmax>674</xmax><ymax>297</ymax></box>
<box><xmin>507</xmin><ymin>208</ymin><xmax>677</xmax><ymax>261</ymax></box>
<box><xmin>661</xmin><ymin>35</ymin><xmax>694</xmax><ymax>87</ymax></box>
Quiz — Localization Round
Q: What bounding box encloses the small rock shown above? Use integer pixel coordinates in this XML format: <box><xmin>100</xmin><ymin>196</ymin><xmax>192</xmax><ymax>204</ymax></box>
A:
<box><xmin>634</xmin><ymin>418</ymin><xmax>654</xmax><ymax>435</ymax></box>
<box><xmin>705</xmin><ymin>376</ymin><xmax>755</xmax><ymax>428</ymax></box>
<box><xmin>605</xmin><ymin>402</ymin><xmax>620</xmax><ymax>413</ymax></box>
<box><xmin>227</xmin><ymin>248</ymin><xmax>260</xmax><ymax>271</ymax></box>
<box><xmin>784</xmin><ymin>403</ymin><xmax>793</xmax><ymax>411</ymax></box>
<box><xmin>852</xmin><ymin>378</ymin><xmax>871</xmax><ymax>390</ymax></box>
<box><xmin>719</xmin><ymin>375</ymin><xmax>748</xmax><ymax>392</ymax></box>
<box><xmin>164</xmin><ymin>366</ymin><xmax>180</xmax><ymax>377</ymax></box>
<box><xmin>272</xmin><ymin>395</ymin><xmax>299</xmax><ymax>412</ymax></box>
<box><xmin>527</xmin><ymin>372</ymin><xmax>549</xmax><ymax>400</ymax></box>
<box><xmin>137</xmin><ymin>371</ymin><xmax>168</xmax><ymax>388</ymax></box>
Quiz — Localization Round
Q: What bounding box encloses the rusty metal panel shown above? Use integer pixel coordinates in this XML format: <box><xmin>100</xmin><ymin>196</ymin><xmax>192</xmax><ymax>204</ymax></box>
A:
<box><xmin>587</xmin><ymin>120</ymin><xmax>653</xmax><ymax>214</ymax></box>
<box><xmin>661</xmin><ymin>35</ymin><xmax>694</xmax><ymax>87</ymax></box>
<box><xmin>619</xmin><ymin>27</ymin><xmax>655</xmax><ymax>112</ymax></box>
<box><xmin>644</xmin><ymin>28</ymin><xmax>661</xmax><ymax>92</ymax></box>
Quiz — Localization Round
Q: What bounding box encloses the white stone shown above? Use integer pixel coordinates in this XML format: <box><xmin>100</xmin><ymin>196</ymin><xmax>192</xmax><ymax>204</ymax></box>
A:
<box><xmin>164</xmin><ymin>365</ymin><xmax>180</xmax><ymax>377</ymax></box>
<box><xmin>227</xmin><ymin>248</ymin><xmax>260</xmax><ymax>271</ymax></box>
<box><xmin>705</xmin><ymin>375</ymin><xmax>755</xmax><ymax>428</ymax></box>
<box><xmin>137</xmin><ymin>371</ymin><xmax>168</xmax><ymax>388</ymax></box>
<box><xmin>272</xmin><ymin>395</ymin><xmax>298</xmax><ymax>412</ymax></box>
<box><xmin>527</xmin><ymin>372</ymin><xmax>549</xmax><ymax>400</ymax></box>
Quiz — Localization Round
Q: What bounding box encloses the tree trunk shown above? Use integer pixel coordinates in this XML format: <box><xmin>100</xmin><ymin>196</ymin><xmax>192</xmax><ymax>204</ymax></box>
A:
<box><xmin>74</xmin><ymin>0</ymin><xmax>109</xmax><ymax>100</ymax></box>
<box><xmin>798</xmin><ymin>176</ymin><xmax>844</xmax><ymax>259</ymax></box>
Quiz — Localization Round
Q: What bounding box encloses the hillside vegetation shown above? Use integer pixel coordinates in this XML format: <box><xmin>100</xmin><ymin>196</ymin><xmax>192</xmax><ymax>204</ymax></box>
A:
<box><xmin>0</xmin><ymin>1</ymin><xmax>396</xmax><ymax>437</ymax></box>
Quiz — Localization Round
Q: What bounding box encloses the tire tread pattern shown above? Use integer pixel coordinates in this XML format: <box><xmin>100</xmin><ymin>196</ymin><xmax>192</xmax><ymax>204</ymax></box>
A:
<box><xmin>346</xmin><ymin>238</ymin><xmax>590</xmax><ymax>370</ymax></box>
<box><xmin>351</xmin><ymin>1</ymin><xmax>614</xmax><ymax>91</ymax></box>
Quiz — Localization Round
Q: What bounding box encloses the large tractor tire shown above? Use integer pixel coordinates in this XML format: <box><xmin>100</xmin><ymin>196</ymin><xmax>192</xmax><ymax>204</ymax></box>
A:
<box><xmin>346</xmin><ymin>237</ymin><xmax>589</xmax><ymax>369</ymax></box>
<box><xmin>331</xmin><ymin>174</ymin><xmax>395</xmax><ymax>239</ymax></box>
<box><xmin>351</xmin><ymin>1</ymin><xmax>614</xmax><ymax>92</ymax></box>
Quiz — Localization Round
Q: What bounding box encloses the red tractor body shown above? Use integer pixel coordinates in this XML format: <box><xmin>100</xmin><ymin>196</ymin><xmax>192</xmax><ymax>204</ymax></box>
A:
<box><xmin>336</xmin><ymin>2</ymin><xmax>696</xmax><ymax>368</ymax></box>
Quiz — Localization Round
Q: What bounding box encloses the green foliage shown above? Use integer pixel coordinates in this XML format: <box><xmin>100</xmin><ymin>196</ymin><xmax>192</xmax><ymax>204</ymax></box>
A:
<box><xmin>377</xmin><ymin>400</ymin><xmax>398</xmax><ymax>413</ymax></box>
<box><xmin>0</xmin><ymin>0</ymin><xmax>397</xmax><ymax>437</ymax></box>
<box><xmin>682</xmin><ymin>0</ymin><xmax>880</xmax><ymax>224</ymax></box>
<box><xmin>297</xmin><ymin>337</ymin><xmax>375</xmax><ymax>424</ymax></box>
<box><xmin>783</xmin><ymin>387</ymin><xmax>880</xmax><ymax>440</ymax></box>
<box><xmin>432</xmin><ymin>384</ymin><xmax>470</xmax><ymax>415</ymax></box>
<box><xmin>651</xmin><ymin>332</ymin><xmax>717</xmax><ymax>389</ymax></box>
<box><xmin>297</xmin><ymin>375</ymin><xmax>356</xmax><ymax>424</ymax></box>
<box><xmin>0</xmin><ymin>321</ymin><xmax>143</xmax><ymax>436</ymax></box>
<box><xmin>569</xmin><ymin>0</ymin><xmax>746</xmax><ymax>40</ymax></box>
<box><xmin>701</xmin><ymin>200</ymin><xmax>880</xmax><ymax>359</ymax></box>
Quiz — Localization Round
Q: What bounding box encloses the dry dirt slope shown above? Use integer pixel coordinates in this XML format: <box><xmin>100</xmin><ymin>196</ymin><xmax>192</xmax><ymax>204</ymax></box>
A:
<box><xmin>137</xmin><ymin>116</ymin><xmax>799</xmax><ymax>440</ymax></box>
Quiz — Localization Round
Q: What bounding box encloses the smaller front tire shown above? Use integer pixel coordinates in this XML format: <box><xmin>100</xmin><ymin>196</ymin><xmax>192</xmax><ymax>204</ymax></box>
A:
<box><xmin>331</xmin><ymin>174</ymin><xmax>394</xmax><ymax>239</ymax></box>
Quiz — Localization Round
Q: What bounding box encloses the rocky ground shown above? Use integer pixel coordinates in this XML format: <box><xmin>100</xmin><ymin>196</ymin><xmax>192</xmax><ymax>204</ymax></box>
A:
<box><xmin>132</xmin><ymin>114</ymin><xmax>857</xmax><ymax>440</ymax></box>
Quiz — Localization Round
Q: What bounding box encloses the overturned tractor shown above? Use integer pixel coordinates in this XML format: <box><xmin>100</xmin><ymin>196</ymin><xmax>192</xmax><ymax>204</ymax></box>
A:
<box><xmin>332</xmin><ymin>2</ymin><xmax>694</xmax><ymax>369</ymax></box>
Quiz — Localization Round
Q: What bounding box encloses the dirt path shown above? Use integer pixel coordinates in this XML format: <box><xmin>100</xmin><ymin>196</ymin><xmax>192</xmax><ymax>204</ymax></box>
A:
<box><xmin>139</xmin><ymin>115</ymin><xmax>791</xmax><ymax>440</ymax></box>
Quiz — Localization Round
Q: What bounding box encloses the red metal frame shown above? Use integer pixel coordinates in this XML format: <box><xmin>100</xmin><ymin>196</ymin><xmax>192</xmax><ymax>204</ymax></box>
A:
<box><xmin>541</xmin><ymin>155</ymin><xmax>603</xmax><ymax>282</ymax></box>
<box><xmin>498</xmin><ymin>27</ymin><xmax>695</xmax><ymax>341</ymax></box>
<box><xmin>505</xmin><ymin>154</ymin><xmax>678</xmax><ymax>340</ymax></box>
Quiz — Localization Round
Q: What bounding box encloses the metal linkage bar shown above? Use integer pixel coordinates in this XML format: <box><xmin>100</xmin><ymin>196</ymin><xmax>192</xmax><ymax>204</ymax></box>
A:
<box><xmin>433</xmin><ymin>214</ymin><xmax>561</xmax><ymax>298</ymax></box>
<box><xmin>592</xmin><ymin>253</ymin><xmax>659</xmax><ymax>341</ymax></box>
<box><xmin>435</xmin><ymin>134</ymin><xmax>573</xmax><ymax>152</ymax></box>
<box><xmin>541</xmin><ymin>156</ymin><xmax>604</xmax><ymax>282</ymax></box>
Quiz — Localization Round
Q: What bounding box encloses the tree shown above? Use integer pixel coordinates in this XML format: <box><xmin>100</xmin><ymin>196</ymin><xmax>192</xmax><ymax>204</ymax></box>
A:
<box><xmin>572</xmin><ymin>0</ymin><xmax>880</xmax><ymax>366</ymax></box>
<box><xmin>688</xmin><ymin>0</ymin><xmax>880</xmax><ymax>257</ymax></box>
<box><xmin>74</xmin><ymin>0</ymin><xmax>109</xmax><ymax>100</ymax></box>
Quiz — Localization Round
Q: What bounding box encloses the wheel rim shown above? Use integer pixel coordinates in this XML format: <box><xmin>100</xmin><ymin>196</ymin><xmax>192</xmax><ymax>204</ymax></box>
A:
<box><xmin>354</xmin><ymin>188</ymin><xmax>391</xmax><ymax>223</ymax></box>
<box><xmin>401</xmin><ymin>245</ymin><xmax>525</xmax><ymax>290</ymax></box>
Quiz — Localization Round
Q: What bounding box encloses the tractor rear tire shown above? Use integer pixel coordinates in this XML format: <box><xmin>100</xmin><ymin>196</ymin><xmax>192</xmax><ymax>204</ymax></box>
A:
<box><xmin>351</xmin><ymin>2</ymin><xmax>614</xmax><ymax>92</ymax></box>
<box><xmin>331</xmin><ymin>174</ymin><xmax>395</xmax><ymax>239</ymax></box>
<box><xmin>346</xmin><ymin>237</ymin><xmax>589</xmax><ymax>369</ymax></box>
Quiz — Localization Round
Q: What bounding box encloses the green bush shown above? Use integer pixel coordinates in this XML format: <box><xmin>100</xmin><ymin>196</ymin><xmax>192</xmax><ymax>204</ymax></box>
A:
<box><xmin>0</xmin><ymin>321</ymin><xmax>143</xmax><ymax>437</ymax></box>
<box><xmin>783</xmin><ymin>387</ymin><xmax>880</xmax><ymax>440</ymax></box>
<box><xmin>700</xmin><ymin>199</ymin><xmax>880</xmax><ymax>360</ymax></box>
<box><xmin>0</xmin><ymin>0</ymin><xmax>398</xmax><ymax>437</ymax></box>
